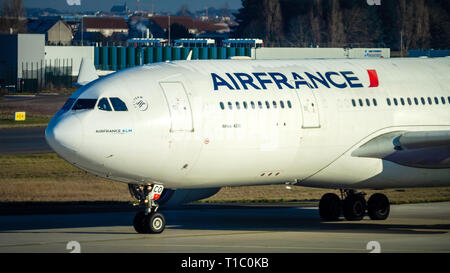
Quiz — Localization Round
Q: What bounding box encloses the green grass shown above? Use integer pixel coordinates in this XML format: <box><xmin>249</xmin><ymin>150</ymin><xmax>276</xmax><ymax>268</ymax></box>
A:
<box><xmin>0</xmin><ymin>114</ymin><xmax>51</xmax><ymax>128</ymax></box>
<box><xmin>0</xmin><ymin>153</ymin><xmax>449</xmax><ymax>204</ymax></box>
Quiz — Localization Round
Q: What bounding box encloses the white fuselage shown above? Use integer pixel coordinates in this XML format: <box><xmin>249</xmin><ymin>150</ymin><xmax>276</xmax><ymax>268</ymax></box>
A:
<box><xmin>45</xmin><ymin>58</ymin><xmax>450</xmax><ymax>190</ymax></box>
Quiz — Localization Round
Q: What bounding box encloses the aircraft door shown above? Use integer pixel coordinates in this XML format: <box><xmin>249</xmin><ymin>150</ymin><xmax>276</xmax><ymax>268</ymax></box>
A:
<box><xmin>295</xmin><ymin>88</ymin><xmax>320</xmax><ymax>128</ymax></box>
<box><xmin>160</xmin><ymin>82</ymin><xmax>194</xmax><ymax>132</ymax></box>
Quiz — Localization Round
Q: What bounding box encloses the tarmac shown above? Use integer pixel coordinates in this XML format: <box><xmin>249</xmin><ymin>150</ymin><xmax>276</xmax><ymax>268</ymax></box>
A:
<box><xmin>0</xmin><ymin>127</ymin><xmax>51</xmax><ymax>155</ymax></box>
<box><xmin>0</xmin><ymin>201</ymin><xmax>449</xmax><ymax>253</ymax></box>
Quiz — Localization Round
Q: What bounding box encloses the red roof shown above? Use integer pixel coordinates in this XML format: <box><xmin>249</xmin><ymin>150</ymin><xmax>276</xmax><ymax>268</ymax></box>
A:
<box><xmin>83</xmin><ymin>17</ymin><xmax>128</xmax><ymax>30</ymax></box>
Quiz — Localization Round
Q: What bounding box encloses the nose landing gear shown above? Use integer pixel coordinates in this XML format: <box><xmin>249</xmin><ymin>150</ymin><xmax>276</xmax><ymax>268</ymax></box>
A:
<box><xmin>319</xmin><ymin>190</ymin><xmax>390</xmax><ymax>221</ymax></box>
<box><xmin>129</xmin><ymin>184</ymin><xmax>166</xmax><ymax>234</ymax></box>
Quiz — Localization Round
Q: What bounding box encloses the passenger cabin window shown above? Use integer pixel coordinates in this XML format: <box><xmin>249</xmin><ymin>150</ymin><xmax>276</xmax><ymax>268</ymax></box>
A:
<box><xmin>251</xmin><ymin>101</ymin><xmax>256</xmax><ymax>109</ymax></box>
<box><xmin>287</xmin><ymin>101</ymin><xmax>292</xmax><ymax>108</ymax></box>
<box><xmin>110</xmin><ymin>97</ymin><xmax>128</xmax><ymax>111</ymax></box>
<box><xmin>220</xmin><ymin>102</ymin><xmax>225</xmax><ymax>110</ymax></box>
<box><xmin>72</xmin><ymin>98</ymin><xmax>97</xmax><ymax>110</ymax></box>
<box><xmin>61</xmin><ymin>98</ymin><xmax>76</xmax><ymax>111</ymax></box>
<box><xmin>98</xmin><ymin>98</ymin><xmax>112</xmax><ymax>111</ymax></box>
<box><xmin>280</xmin><ymin>101</ymin><xmax>285</xmax><ymax>108</ymax></box>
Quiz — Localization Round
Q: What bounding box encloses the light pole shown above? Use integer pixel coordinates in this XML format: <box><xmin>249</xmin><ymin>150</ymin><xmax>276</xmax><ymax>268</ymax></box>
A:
<box><xmin>168</xmin><ymin>15</ymin><xmax>171</xmax><ymax>46</ymax></box>
<box><xmin>81</xmin><ymin>15</ymin><xmax>84</xmax><ymax>46</ymax></box>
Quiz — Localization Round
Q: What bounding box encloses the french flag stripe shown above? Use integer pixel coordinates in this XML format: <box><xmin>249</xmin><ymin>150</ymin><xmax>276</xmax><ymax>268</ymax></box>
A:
<box><xmin>367</xmin><ymin>69</ymin><xmax>379</xmax><ymax>88</ymax></box>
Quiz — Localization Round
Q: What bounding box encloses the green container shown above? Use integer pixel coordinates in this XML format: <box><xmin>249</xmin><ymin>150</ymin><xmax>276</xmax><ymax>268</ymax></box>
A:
<box><xmin>163</xmin><ymin>47</ymin><xmax>172</xmax><ymax>61</ymax></box>
<box><xmin>218</xmin><ymin>47</ymin><xmax>226</xmax><ymax>59</ymax></box>
<box><xmin>145</xmin><ymin>47</ymin><xmax>154</xmax><ymax>64</ymax></box>
<box><xmin>118</xmin><ymin>47</ymin><xmax>126</xmax><ymax>70</ymax></box>
<box><xmin>102</xmin><ymin>47</ymin><xmax>109</xmax><ymax>70</ymax></box>
<box><xmin>172</xmin><ymin>47</ymin><xmax>181</xmax><ymax>60</ymax></box>
<box><xmin>199</xmin><ymin>48</ymin><xmax>208</xmax><ymax>59</ymax></box>
<box><xmin>127</xmin><ymin>47</ymin><xmax>135</xmax><ymax>67</ymax></box>
<box><xmin>208</xmin><ymin>47</ymin><xmax>217</xmax><ymax>59</ymax></box>
<box><xmin>226</xmin><ymin>47</ymin><xmax>236</xmax><ymax>59</ymax></box>
<box><xmin>154</xmin><ymin>47</ymin><xmax>163</xmax><ymax>62</ymax></box>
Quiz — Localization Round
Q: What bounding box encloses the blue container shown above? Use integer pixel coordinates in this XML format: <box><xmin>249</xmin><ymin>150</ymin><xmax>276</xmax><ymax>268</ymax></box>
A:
<box><xmin>181</xmin><ymin>47</ymin><xmax>190</xmax><ymax>60</ymax></box>
<box><xmin>102</xmin><ymin>47</ymin><xmax>109</xmax><ymax>70</ymax></box>
<box><xmin>192</xmin><ymin>48</ymin><xmax>199</xmax><ymax>60</ymax></box>
<box><xmin>137</xmin><ymin>47</ymin><xmax>145</xmax><ymax>65</ymax></box>
<box><xmin>163</xmin><ymin>47</ymin><xmax>172</xmax><ymax>61</ymax></box>
<box><xmin>110</xmin><ymin>46</ymin><xmax>117</xmax><ymax>71</ymax></box>
<box><xmin>237</xmin><ymin>47</ymin><xmax>245</xmax><ymax>56</ymax></box>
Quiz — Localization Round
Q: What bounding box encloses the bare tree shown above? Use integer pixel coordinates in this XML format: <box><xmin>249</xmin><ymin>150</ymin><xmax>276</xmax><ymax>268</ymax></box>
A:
<box><xmin>262</xmin><ymin>0</ymin><xmax>284</xmax><ymax>46</ymax></box>
<box><xmin>328</xmin><ymin>0</ymin><xmax>346</xmax><ymax>47</ymax></box>
<box><xmin>309</xmin><ymin>0</ymin><xmax>325</xmax><ymax>47</ymax></box>
<box><xmin>0</xmin><ymin>0</ymin><xmax>26</xmax><ymax>34</ymax></box>
<box><xmin>399</xmin><ymin>0</ymin><xmax>431</xmax><ymax>53</ymax></box>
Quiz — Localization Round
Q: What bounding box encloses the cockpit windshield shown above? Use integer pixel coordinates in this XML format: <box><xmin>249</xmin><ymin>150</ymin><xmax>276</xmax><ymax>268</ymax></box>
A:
<box><xmin>72</xmin><ymin>99</ymin><xmax>98</xmax><ymax>110</ymax></box>
<box><xmin>110</xmin><ymin>97</ymin><xmax>128</xmax><ymax>111</ymax></box>
<box><xmin>97</xmin><ymin>98</ymin><xmax>112</xmax><ymax>111</ymax></box>
<box><xmin>61</xmin><ymin>98</ymin><xmax>76</xmax><ymax>111</ymax></box>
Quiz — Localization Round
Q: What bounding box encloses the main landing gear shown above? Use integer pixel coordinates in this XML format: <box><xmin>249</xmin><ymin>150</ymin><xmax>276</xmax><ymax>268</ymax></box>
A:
<box><xmin>129</xmin><ymin>184</ymin><xmax>166</xmax><ymax>234</ymax></box>
<box><xmin>319</xmin><ymin>190</ymin><xmax>390</xmax><ymax>221</ymax></box>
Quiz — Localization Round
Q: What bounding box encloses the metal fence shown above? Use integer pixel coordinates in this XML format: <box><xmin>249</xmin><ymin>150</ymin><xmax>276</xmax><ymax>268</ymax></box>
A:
<box><xmin>2</xmin><ymin>58</ymin><xmax>73</xmax><ymax>93</ymax></box>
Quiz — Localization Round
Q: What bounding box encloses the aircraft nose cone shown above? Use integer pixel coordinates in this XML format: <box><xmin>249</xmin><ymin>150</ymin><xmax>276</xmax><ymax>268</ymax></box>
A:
<box><xmin>45</xmin><ymin>115</ymin><xmax>83</xmax><ymax>155</ymax></box>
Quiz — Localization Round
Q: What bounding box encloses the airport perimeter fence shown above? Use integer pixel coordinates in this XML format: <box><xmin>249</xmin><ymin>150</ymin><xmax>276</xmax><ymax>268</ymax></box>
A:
<box><xmin>95</xmin><ymin>46</ymin><xmax>252</xmax><ymax>71</ymax></box>
<box><xmin>1</xmin><ymin>59</ymin><xmax>73</xmax><ymax>93</ymax></box>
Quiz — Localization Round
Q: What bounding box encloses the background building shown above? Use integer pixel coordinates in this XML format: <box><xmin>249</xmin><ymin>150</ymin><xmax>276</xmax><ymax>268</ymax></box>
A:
<box><xmin>27</xmin><ymin>18</ymin><xmax>73</xmax><ymax>45</ymax></box>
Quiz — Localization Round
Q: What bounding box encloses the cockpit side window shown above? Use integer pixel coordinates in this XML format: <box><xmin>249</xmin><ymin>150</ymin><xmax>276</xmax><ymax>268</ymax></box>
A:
<box><xmin>110</xmin><ymin>97</ymin><xmax>128</xmax><ymax>111</ymax></box>
<box><xmin>61</xmin><ymin>98</ymin><xmax>76</xmax><ymax>111</ymax></box>
<box><xmin>72</xmin><ymin>99</ymin><xmax>98</xmax><ymax>110</ymax></box>
<box><xmin>97</xmin><ymin>98</ymin><xmax>112</xmax><ymax>111</ymax></box>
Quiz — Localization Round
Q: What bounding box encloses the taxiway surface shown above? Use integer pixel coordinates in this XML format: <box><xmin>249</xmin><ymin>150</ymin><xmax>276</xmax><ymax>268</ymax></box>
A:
<box><xmin>0</xmin><ymin>202</ymin><xmax>449</xmax><ymax>253</ymax></box>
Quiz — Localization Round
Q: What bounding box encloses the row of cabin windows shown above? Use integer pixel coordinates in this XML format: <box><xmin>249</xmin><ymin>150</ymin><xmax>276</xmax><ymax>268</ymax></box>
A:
<box><xmin>352</xmin><ymin>98</ymin><xmax>378</xmax><ymax>107</ymax></box>
<box><xmin>352</xmin><ymin>96</ymin><xmax>450</xmax><ymax>107</ymax></box>
<box><xmin>387</xmin><ymin>96</ymin><xmax>450</xmax><ymax>106</ymax></box>
<box><xmin>220</xmin><ymin>100</ymin><xmax>293</xmax><ymax>110</ymax></box>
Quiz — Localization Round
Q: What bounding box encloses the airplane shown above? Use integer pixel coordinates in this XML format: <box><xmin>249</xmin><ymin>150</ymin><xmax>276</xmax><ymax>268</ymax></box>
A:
<box><xmin>45</xmin><ymin>57</ymin><xmax>450</xmax><ymax>234</ymax></box>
